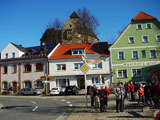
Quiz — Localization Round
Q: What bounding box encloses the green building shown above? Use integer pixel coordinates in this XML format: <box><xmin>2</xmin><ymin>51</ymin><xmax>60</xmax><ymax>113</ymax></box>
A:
<box><xmin>109</xmin><ymin>11</ymin><xmax>160</xmax><ymax>83</ymax></box>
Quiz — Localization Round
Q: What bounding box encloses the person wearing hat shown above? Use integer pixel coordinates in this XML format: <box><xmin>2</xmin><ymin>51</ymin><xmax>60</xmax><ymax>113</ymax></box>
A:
<box><xmin>114</xmin><ymin>81</ymin><xmax>125</xmax><ymax>113</ymax></box>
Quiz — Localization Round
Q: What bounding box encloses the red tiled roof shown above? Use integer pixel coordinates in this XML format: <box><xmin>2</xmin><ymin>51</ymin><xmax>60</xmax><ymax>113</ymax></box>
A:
<box><xmin>132</xmin><ymin>11</ymin><xmax>156</xmax><ymax>21</ymax></box>
<box><xmin>49</xmin><ymin>43</ymin><xmax>109</xmax><ymax>59</ymax></box>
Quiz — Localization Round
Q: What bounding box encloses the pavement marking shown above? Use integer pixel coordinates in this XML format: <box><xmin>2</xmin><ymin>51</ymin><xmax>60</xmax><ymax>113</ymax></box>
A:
<box><xmin>30</xmin><ymin>101</ymin><xmax>36</xmax><ymax>104</ymax></box>
<box><xmin>67</xmin><ymin>101</ymin><xmax>71</xmax><ymax>104</ymax></box>
<box><xmin>0</xmin><ymin>104</ymin><xmax>3</xmax><ymax>109</ymax></box>
<box><xmin>69</xmin><ymin>104</ymin><xmax>73</xmax><ymax>107</ymax></box>
<box><xmin>32</xmin><ymin>106</ymin><xmax>38</xmax><ymax>112</ymax></box>
<box><xmin>61</xmin><ymin>99</ymin><xmax>66</xmax><ymax>102</ymax></box>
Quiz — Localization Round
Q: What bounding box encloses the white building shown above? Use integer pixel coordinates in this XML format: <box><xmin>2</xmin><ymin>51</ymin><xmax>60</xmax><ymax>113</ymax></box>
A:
<box><xmin>0</xmin><ymin>43</ymin><xmax>58</xmax><ymax>94</ymax></box>
<box><xmin>48</xmin><ymin>42</ymin><xmax>111</xmax><ymax>89</ymax></box>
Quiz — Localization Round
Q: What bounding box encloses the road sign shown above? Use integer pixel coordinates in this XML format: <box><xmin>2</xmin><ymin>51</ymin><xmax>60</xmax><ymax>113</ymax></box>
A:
<box><xmin>80</xmin><ymin>63</ymin><xmax>90</xmax><ymax>73</ymax></box>
<box><xmin>86</xmin><ymin>59</ymin><xmax>101</xmax><ymax>64</ymax></box>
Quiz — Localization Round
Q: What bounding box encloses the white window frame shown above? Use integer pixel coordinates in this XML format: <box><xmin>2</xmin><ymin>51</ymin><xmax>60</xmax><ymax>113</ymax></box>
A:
<box><xmin>118</xmin><ymin>51</ymin><xmax>124</xmax><ymax>60</ymax></box>
<box><xmin>137</xmin><ymin>24</ymin><xmax>142</xmax><ymax>30</ymax></box>
<box><xmin>132</xmin><ymin>51</ymin><xmax>139</xmax><ymax>59</ymax></box>
<box><xmin>92</xmin><ymin>76</ymin><xmax>105</xmax><ymax>85</ymax></box>
<box><xmin>72</xmin><ymin>49</ymin><xmax>84</xmax><ymax>55</ymax></box>
<box><xmin>12</xmin><ymin>65</ymin><xmax>17</xmax><ymax>74</ymax></box>
<box><xmin>5</xmin><ymin>53</ymin><xmax>8</xmax><ymax>59</ymax></box>
<box><xmin>128</xmin><ymin>36</ymin><xmax>135</xmax><ymax>43</ymax></box>
<box><xmin>92</xmin><ymin>62</ymin><xmax>102</xmax><ymax>69</ymax></box>
<box><xmin>132</xmin><ymin>69</ymin><xmax>142</xmax><ymax>77</ymax></box>
<box><xmin>142</xmin><ymin>35</ymin><xmax>149</xmax><ymax>43</ymax></box>
<box><xmin>150</xmin><ymin>49</ymin><xmax>157</xmax><ymax>58</ymax></box>
<box><xmin>156</xmin><ymin>35</ymin><xmax>160</xmax><ymax>42</ymax></box>
<box><xmin>117</xmin><ymin>69</ymin><xmax>127</xmax><ymax>78</ymax></box>
<box><xmin>12</xmin><ymin>52</ymin><xmax>15</xmax><ymax>58</ymax></box>
<box><xmin>142</xmin><ymin>50</ymin><xmax>146</xmax><ymax>58</ymax></box>
<box><xmin>74</xmin><ymin>63</ymin><xmax>83</xmax><ymax>70</ymax></box>
<box><xmin>56</xmin><ymin>64</ymin><xmax>66</xmax><ymax>71</ymax></box>
<box><xmin>146</xmin><ymin>23</ymin><xmax>152</xmax><ymax>29</ymax></box>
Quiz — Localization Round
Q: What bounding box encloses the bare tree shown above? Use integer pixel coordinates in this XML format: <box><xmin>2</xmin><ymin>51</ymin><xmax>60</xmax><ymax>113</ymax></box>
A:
<box><xmin>77</xmin><ymin>7</ymin><xmax>99</xmax><ymax>37</ymax></box>
<box><xmin>46</xmin><ymin>18</ymin><xmax>63</xmax><ymax>30</ymax></box>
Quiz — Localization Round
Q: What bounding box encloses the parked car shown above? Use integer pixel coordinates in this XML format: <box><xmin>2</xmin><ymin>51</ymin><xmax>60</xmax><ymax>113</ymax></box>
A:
<box><xmin>65</xmin><ymin>86</ymin><xmax>78</xmax><ymax>95</ymax></box>
<box><xmin>20</xmin><ymin>88</ymin><xmax>42</xmax><ymax>95</ymax></box>
<box><xmin>50</xmin><ymin>87</ymin><xmax>65</xmax><ymax>95</ymax></box>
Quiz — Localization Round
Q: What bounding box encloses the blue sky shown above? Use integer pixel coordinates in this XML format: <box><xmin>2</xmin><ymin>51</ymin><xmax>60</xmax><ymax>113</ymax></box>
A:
<box><xmin>0</xmin><ymin>0</ymin><xmax>159</xmax><ymax>51</ymax></box>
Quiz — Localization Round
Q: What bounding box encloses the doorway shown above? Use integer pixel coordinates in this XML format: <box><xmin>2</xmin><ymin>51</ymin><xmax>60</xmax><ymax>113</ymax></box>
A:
<box><xmin>13</xmin><ymin>82</ymin><xmax>17</xmax><ymax>93</ymax></box>
<box><xmin>77</xmin><ymin>78</ymin><xmax>85</xmax><ymax>89</ymax></box>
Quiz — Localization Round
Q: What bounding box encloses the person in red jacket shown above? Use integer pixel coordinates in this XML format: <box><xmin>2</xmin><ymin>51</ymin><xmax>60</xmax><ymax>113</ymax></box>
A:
<box><xmin>156</xmin><ymin>81</ymin><xmax>160</xmax><ymax>106</ymax></box>
<box><xmin>130</xmin><ymin>82</ymin><xmax>135</xmax><ymax>101</ymax></box>
<box><xmin>138</xmin><ymin>84</ymin><xmax>144</xmax><ymax>104</ymax></box>
<box><xmin>104</xmin><ymin>85</ymin><xmax>110</xmax><ymax>108</ymax></box>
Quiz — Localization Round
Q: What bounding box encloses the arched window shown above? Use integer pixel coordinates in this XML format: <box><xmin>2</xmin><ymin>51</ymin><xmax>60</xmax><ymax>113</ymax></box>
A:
<box><xmin>35</xmin><ymin>63</ymin><xmax>43</xmax><ymax>72</ymax></box>
<box><xmin>3</xmin><ymin>82</ymin><xmax>8</xmax><ymax>89</ymax></box>
<box><xmin>24</xmin><ymin>64</ymin><xmax>32</xmax><ymax>72</ymax></box>
<box><xmin>36</xmin><ymin>81</ymin><xmax>43</xmax><ymax>88</ymax></box>
<box><xmin>24</xmin><ymin>81</ymin><xmax>32</xmax><ymax>88</ymax></box>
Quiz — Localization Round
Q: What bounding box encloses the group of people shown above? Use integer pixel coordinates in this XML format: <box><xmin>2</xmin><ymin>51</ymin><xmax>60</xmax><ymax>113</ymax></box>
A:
<box><xmin>89</xmin><ymin>80</ymin><xmax>160</xmax><ymax>113</ymax></box>
<box><xmin>115</xmin><ymin>80</ymin><xmax>160</xmax><ymax>112</ymax></box>
<box><xmin>89</xmin><ymin>85</ymin><xmax>110</xmax><ymax>112</ymax></box>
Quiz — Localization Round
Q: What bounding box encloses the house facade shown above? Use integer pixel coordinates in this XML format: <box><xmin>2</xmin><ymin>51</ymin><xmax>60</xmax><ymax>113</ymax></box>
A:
<box><xmin>110</xmin><ymin>11</ymin><xmax>160</xmax><ymax>83</ymax></box>
<box><xmin>48</xmin><ymin>42</ymin><xmax>111</xmax><ymax>89</ymax></box>
<box><xmin>0</xmin><ymin>44</ymin><xmax>58</xmax><ymax>94</ymax></box>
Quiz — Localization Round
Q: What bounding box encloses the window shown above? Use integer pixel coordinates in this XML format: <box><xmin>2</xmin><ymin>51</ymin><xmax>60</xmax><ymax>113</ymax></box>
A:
<box><xmin>24</xmin><ymin>81</ymin><xmax>32</xmax><ymax>88</ymax></box>
<box><xmin>92</xmin><ymin>77</ymin><xmax>104</xmax><ymax>84</ymax></box>
<box><xmin>35</xmin><ymin>63</ymin><xmax>43</xmax><ymax>72</ymax></box>
<box><xmin>12</xmin><ymin>52</ymin><xmax>15</xmax><ymax>58</ymax></box>
<box><xmin>146</xmin><ymin>23</ymin><xmax>152</xmax><ymax>29</ymax></box>
<box><xmin>92</xmin><ymin>63</ymin><xmax>102</xmax><ymax>69</ymax></box>
<box><xmin>132</xmin><ymin>51</ymin><xmax>138</xmax><ymax>59</ymax></box>
<box><xmin>57</xmin><ymin>64</ymin><xmax>66</xmax><ymax>71</ymax></box>
<box><xmin>142</xmin><ymin>36</ymin><xmax>149</xmax><ymax>43</ymax></box>
<box><xmin>5</xmin><ymin>53</ymin><xmax>8</xmax><ymax>59</ymax></box>
<box><xmin>3</xmin><ymin>82</ymin><xmax>8</xmax><ymax>89</ymax></box>
<box><xmin>118</xmin><ymin>51</ymin><xmax>124</xmax><ymax>60</ymax></box>
<box><xmin>3</xmin><ymin>66</ymin><xmax>8</xmax><ymax>74</ymax></box>
<box><xmin>132</xmin><ymin>69</ymin><xmax>142</xmax><ymax>77</ymax></box>
<box><xmin>150</xmin><ymin>50</ymin><xmax>156</xmax><ymax>58</ymax></box>
<box><xmin>128</xmin><ymin>37</ymin><xmax>134</xmax><ymax>43</ymax></box>
<box><xmin>36</xmin><ymin>81</ymin><xmax>43</xmax><ymax>88</ymax></box>
<box><xmin>142</xmin><ymin>50</ymin><xmax>146</xmax><ymax>58</ymax></box>
<box><xmin>72</xmin><ymin>49</ymin><xmax>84</xmax><ymax>55</ymax></box>
<box><xmin>74</xmin><ymin>63</ymin><xmax>83</xmax><ymax>70</ymax></box>
<box><xmin>24</xmin><ymin>64</ymin><xmax>32</xmax><ymax>72</ymax></box>
<box><xmin>12</xmin><ymin>65</ymin><xmax>17</xmax><ymax>74</ymax></box>
<box><xmin>156</xmin><ymin>35</ymin><xmax>160</xmax><ymax>42</ymax></box>
<box><xmin>118</xmin><ymin>69</ymin><xmax>127</xmax><ymax>78</ymax></box>
<box><xmin>137</xmin><ymin>24</ymin><xmax>142</xmax><ymax>30</ymax></box>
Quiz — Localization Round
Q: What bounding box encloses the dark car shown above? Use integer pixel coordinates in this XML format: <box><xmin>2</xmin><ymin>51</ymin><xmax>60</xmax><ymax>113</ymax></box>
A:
<box><xmin>20</xmin><ymin>88</ymin><xmax>42</xmax><ymax>95</ymax></box>
<box><xmin>65</xmin><ymin>86</ymin><xmax>78</xmax><ymax>95</ymax></box>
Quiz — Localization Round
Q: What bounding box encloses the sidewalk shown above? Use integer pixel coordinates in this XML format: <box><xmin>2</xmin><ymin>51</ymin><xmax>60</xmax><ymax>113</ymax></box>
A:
<box><xmin>65</xmin><ymin>94</ymin><xmax>158</xmax><ymax>120</ymax></box>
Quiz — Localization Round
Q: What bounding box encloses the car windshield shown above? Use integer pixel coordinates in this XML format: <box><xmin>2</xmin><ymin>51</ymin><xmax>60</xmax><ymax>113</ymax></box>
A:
<box><xmin>51</xmin><ymin>88</ymin><xmax>58</xmax><ymax>90</ymax></box>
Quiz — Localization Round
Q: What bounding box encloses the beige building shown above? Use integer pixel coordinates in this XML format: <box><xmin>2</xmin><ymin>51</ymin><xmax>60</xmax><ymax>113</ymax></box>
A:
<box><xmin>40</xmin><ymin>11</ymin><xmax>98</xmax><ymax>45</ymax></box>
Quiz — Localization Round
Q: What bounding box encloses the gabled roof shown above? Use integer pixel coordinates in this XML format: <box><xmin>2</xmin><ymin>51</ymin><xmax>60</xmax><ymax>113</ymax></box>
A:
<box><xmin>11</xmin><ymin>43</ymin><xmax>26</xmax><ymax>53</ymax></box>
<box><xmin>23</xmin><ymin>44</ymin><xmax>57</xmax><ymax>56</ymax></box>
<box><xmin>70</xmin><ymin>11</ymin><xmax>79</xmax><ymax>19</ymax></box>
<box><xmin>49</xmin><ymin>42</ymin><xmax>109</xmax><ymax>60</ymax></box>
<box><xmin>132</xmin><ymin>11</ymin><xmax>156</xmax><ymax>21</ymax></box>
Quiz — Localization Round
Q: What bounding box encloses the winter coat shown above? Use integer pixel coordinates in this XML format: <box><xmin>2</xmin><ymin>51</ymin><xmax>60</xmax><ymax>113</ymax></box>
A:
<box><xmin>104</xmin><ymin>88</ymin><xmax>110</xmax><ymax>99</ymax></box>
<box><xmin>114</xmin><ymin>85</ymin><xmax>125</xmax><ymax>100</ymax></box>
<box><xmin>130</xmin><ymin>83</ymin><xmax>134</xmax><ymax>92</ymax></box>
<box><xmin>138</xmin><ymin>87</ymin><xmax>144</xmax><ymax>96</ymax></box>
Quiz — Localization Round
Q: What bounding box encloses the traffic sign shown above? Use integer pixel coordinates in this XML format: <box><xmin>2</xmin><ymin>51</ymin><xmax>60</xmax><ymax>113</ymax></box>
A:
<box><xmin>80</xmin><ymin>63</ymin><xmax>90</xmax><ymax>73</ymax></box>
<box><xmin>86</xmin><ymin>59</ymin><xmax>101</xmax><ymax>64</ymax></box>
<box><xmin>84</xmin><ymin>53</ymin><xmax>100</xmax><ymax>59</ymax></box>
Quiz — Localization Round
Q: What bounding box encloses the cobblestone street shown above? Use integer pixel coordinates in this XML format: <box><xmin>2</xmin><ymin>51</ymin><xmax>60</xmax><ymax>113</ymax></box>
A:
<box><xmin>65</xmin><ymin>94</ymin><xmax>157</xmax><ymax>120</ymax></box>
